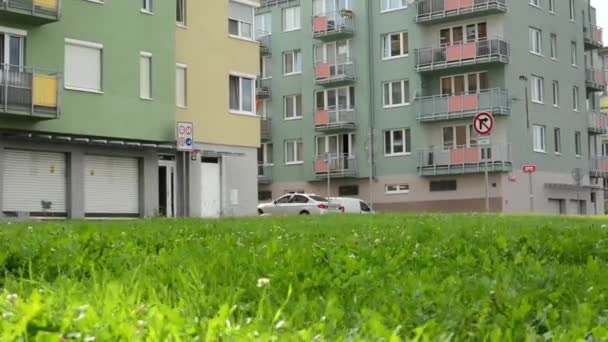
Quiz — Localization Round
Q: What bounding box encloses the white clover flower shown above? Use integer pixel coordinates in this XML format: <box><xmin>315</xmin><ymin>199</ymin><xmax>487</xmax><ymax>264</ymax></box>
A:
<box><xmin>84</xmin><ymin>336</ymin><xmax>96</xmax><ymax>342</ymax></box>
<box><xmin>66</xmin><ymin>332</ymin><xmax>81</xmax><ymax>339</ymax></box>
<box><xmin>2</xmin><ymin>311</ymin><xmax>14</xmax><ymax>319</ymax></box>
<box><xmin>275</xmin><ymin>320</ymin><xmax>285</xmax><ymax>329</ymax></box>
<box><xmin>257</xmin><ymin>278</ymin><xmax>270</xmax><ymax>288</ymax></box>
<box><xmin>6</xmin><ymin>293</ymin><xmax>17</xmax><ymax>303</ymax></box>
<box><xmin>374</xmin><ymin>238</ymin><xmax>381</xmax><ymax>245</ymax></box>
<box><xmin>137</xmin><ymin>320</ymin><xmax>146</xmax><ymax>327</ymax></box>
<box><xmin>245</xmin><ymin>317</ymin><xmax>253</xmax><ymax>325</ymax></box>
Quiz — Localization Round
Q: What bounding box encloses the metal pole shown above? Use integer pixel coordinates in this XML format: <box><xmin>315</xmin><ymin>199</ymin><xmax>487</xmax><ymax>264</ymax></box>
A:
<box><xmin>326</xmin><ymin>154</ymin><xmax>331</xmax><ymax>198</ymax></box>
<box><xmin>528</xmin><ymin>172</ymin><xmax>534</xmax><ymax>212</ymax></box>
<box><xmin>182</xmin><ymin>151</ymin><xmax>187</xmax><ymax>217</ymax></box>
<box><xmin>485</xmin><ymin>155</ymin><xmax>490</xmax><ymax>213</ymax></box>
<box><xmin>368</xmin><ymin>132</ymin><xmax>373</xmax><ymax>210</ymax></box>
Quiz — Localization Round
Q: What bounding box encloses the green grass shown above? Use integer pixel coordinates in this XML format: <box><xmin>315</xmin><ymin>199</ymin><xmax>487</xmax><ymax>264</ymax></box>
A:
<box><xmin>0</xmin><ymin>214</ymin><xmax>607</xmax><ymax>341</ymax></box>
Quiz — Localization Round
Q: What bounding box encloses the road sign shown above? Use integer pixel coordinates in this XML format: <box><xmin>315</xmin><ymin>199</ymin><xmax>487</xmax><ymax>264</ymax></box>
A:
<box><xmin>177</xmin><ymin>122</ymin><xmax>194</xmax><ymax>151</ymax></box>
<box><xmin>473</xmin><ymin>112</ymin><xmax>494</xmax><ymax>136</ymax></box>
<box><xmin>522</xmin><ymin>165</ymin><xmax>537</xmax><ymax>173</ymax></box>
<box><xmin>477</xmin><ymin>136</ymin><xmax>491</xmax><ymax>146</ymax></box>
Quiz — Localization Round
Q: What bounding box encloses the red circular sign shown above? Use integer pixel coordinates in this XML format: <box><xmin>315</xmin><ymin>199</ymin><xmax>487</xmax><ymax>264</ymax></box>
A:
<box><xmin>473</xmin><ymin>112</ymin><xmax>494</xmax><ymax>136</ymax></box>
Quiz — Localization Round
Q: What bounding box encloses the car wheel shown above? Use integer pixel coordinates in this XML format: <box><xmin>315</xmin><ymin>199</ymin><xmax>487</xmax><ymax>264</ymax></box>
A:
<box><xmin>299</xmin><ymin>210</ymin><xmax>310</xmax><ymax>215</ymax></box>
<box><xmin>258</xmin><ymin>209</ymin><xmax>264</xmax><ymax>215</ymax></box>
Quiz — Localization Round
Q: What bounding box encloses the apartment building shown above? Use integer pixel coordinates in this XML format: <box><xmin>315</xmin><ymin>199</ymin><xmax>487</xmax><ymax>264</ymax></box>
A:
<box><xmin>0</xmin><ymin>1</ymin><xmax>176</xmax><ymax>219</ymax></box>
<box><xmin>256</xmin><ymin>0</ymin><xmax>606</xmax><ymax>215</ymax></box>
<box><xmin>177</xmin><ymin>0</ymin><xmax>261</xmax><ymax>217</ymax></box>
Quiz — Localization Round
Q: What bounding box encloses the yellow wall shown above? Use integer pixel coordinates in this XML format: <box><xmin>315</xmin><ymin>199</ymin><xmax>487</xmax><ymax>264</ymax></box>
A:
<box><xmin>176</xmin><ymin>2</ymin><xmax>260</xmax><ymax>148</ymax></box>
<box><xmin>601</xmin><ymin>96</ymin><xmax>608</xmax><ymax>113</ymax></box>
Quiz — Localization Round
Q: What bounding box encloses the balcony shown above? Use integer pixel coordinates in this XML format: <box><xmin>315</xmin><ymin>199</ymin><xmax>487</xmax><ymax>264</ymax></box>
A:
<box><xmin>416</xmin><ymin>88</ymin><xmax>510</xmax><ymax>122</ymax></box>
<box><xmin>256</xmin><ymin>31</ymin><xmax>271</xmax><ymax>55</ymax></box>
<box><xmin>314</xmin><ymin>153</ymin><xmax>357</xmax><ymax>178</ymax></box>
<box><xmin>416</xmin><ymin>0</ymin><xmax>507</xmax><ymax>24</ymax></box>
<box><xmin>417</xmin><ymin>143</ymin><xmax>512</xmax><ymax>176</ymax></box>
<box><xmin>258</xmin><ymin>164</ymin><xmax>272</xmax><ymax>184</ymax></box>
<box><xmin>590</xmin><ymin>157</ymin><xmax>608</xmax><ymax>178</ymax></box>
<box><xmin>256</xmin><ymin>78</ymin><xmax>271</xmax><ymax>98</ymax></box>
<box><xmin>585</xmin><ymin>68</ymin><xmax>606</xmax><ymax>92</ymax></box>
<box><xmin>415</xmin><ymin>38</ymin><xmax>510</xmax><ymax>72</ymax></box>
<box><xmin>312</xmin><ymin>10</ymin><xmax>354</xmax><ymax>40</ymax></box>
<box><xmin>0</xmin><ymin>0</ymin><xmax>60</xmax><ymax>24</ymax></box>
<box><xmin>588</xmin><ymin>112</ymin><xmax>608</xmax><ymax>135</ymax></box>
<box><xmin>260</xmin><ymin>118</ymin><xmax>271</xmax><ymax>141</ymax></box>
<box><xmin>584</xmin><ymin>24</ymin><xmax>603</xmax><ymax>49</ymax></box>
<box><xmin>0</xmin><ymin>65</ymin><xmax>61</xmax><ymax>119</ymax></box>
<box><xmin>315</xmin><ymin>106</ymin><xmax>356</xmax><ymax>131</ymax></box>
<box><xmin>315</xmin><ymin>59</ymin><xmax>355</xmax><ymax>85</ymax></box>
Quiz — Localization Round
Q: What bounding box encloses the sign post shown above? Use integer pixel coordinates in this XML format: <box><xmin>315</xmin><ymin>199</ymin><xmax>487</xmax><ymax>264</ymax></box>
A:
<box><xmin>473</xmin><ymin>112</ymin><xmax>494</xmax><ymax>213</ymax></box>
<box><xmin>177</xmin><ymin>122</ymin><xmax>194</xmax><ymax>217</ymax></box>
<box><xmin>523</xmin><ymin>165</ymin><xmax>537</xmax><ymax>212</ymax></box>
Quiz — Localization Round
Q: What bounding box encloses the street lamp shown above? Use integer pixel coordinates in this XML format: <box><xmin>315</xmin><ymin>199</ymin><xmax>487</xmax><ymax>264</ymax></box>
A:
<box><xmin>519</xmin><ymin>75</ymin><xmax>530</xmax><ymax>129</ymax></box>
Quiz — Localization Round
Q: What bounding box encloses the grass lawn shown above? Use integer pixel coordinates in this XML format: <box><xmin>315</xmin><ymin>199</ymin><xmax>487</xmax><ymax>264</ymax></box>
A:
<box><xmin>0</xmin><ymin>214</ymin><xmax>607</xmax><ymax>341</ymax></box>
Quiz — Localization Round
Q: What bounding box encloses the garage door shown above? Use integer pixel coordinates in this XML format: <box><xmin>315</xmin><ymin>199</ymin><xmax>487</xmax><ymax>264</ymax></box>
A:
<box><xmin>2</xmin><ymin>149</ymin><xmax>67</xmax><ymax>215</ymax></box>
<box><xmin>85</xmin><ymin>155</ymin><xmax>139</xmax><ymax>216</ymax></box>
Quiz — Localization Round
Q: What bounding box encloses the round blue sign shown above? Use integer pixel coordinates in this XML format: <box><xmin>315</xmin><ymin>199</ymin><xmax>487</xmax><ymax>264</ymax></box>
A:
<box><xmin>186</xmin><ymin>138</ymin><xmax>193</xmax><ymax>146</ymax></box>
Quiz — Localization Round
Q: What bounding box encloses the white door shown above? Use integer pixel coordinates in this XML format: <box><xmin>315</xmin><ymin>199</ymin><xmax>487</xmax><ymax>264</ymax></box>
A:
<box><xmin>159</xmin><ymin>160</ymin><xmax>176</xmax><ymax>218</ymax></box>
<box><xmin>85</xmin><ymin>155</ymin><xmax>139</xmax><ymax>216</ymax></box>
<box><xmin>201</xmin><ymin>161</ymin><xmax>221</xmax><ymax>218</ymax></box>
<box><xmin>2</xmin><ymin>149</ymin><xmax>66</xmax><ymax>215</ymax></box>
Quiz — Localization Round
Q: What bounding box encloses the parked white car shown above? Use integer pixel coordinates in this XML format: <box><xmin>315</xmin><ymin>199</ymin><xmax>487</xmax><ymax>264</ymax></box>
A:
<box><xmin>329</xmin><ymin>197</ymin><xmax>374</xmax><ymax>214</ymax></box>
<box><xmin>258</xmin><ymin>193</ymin><xmax>340</xmax><ymax>216</ymax></box>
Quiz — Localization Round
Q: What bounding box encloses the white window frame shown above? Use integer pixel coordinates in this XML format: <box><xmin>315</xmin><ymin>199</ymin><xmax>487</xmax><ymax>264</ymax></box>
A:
<box><xmin>284</xmin><ymin>94</ymin><xmax>302</xmax><ymax>120</ymax></box>
<box><xmin>64</xmin><ymin>38</ymin><xmax>103</xmax><ymax>94</ymax></box>
<box><xmin>531</xmin><ymin>75</ymin><xmax>544</xmax><ymax>104</ymax></box>
<box><xmin>260</xmin><ymin>142</ymin><xmax>274</xmax><ymax>165</ymax></box>
<box><xmin>442</xmin><ymin>125</ymin><xmax>478</xmax><ymax>150</ymax></box>
<box><xmin>228</xmin><ymin>1</ymin><xmax>255</xmax><ymax>41</ymax></box>
<box><xmin>385</xmin><ymin>184</ymin><xmax>410</xmax><ymax>195</ymax></box>
<box><xmin>550</xmin><ymin>33</ymin><xmax>557</xmax><ymax>60</ymax></box>
<box><xmin>255</xmin><ymin>12</ymin><xmax>272</xmax><ymax>35</ymax></box>
<box><xmin>384</xmin><ymin>128</ymin><xmax>411</xmax><ymax>156</ymax></box>
<box><xmin>382</xmin><ymin>31</ymin><xmax>408</xmax><ymax>60</ymax></box>
<box><xmin>440</xmin><ymin>71</ymin><xmax>489</xmax><ymax>95</ymax></box>
<box><xmin>285</xmin><ymin>139</ymin><xmax>304</xmax><ymax>165</ymax></box>
<box><xmin>548</xmin><ymin>0</ymin><xmax>555</xmax><ymax>13</ymax></box>
<box><xmin>283</xmin><ymin>49</ymin><xmax>302</xmax><ymax>75</ymax></box>
<box><xmin>572</xmin><ymin>86</ymin><xmax>580</xmax><ymax>111</ymax></box>
<box><xmin>552</xmin><ymin>80</ymin><xmax>559</xmax><ymax>107</ymax></box>
<box><xmin>176</xmin><ymin>0</ymin><xmax>187</xmax><ymax>26</ymax></box>
<box><xmin>282</xmin><ymin>6</ymin><xmax>301</xmax><ymax>32</ymax></box>
<box><xmin>141</xmin><ymin>0</ymin><xmax>153</xmax><ymax>13</ymax></box>
<box><xmin>140</xmin><ymin>51</ymin><xmax>152</xmax><ymax>100</ymax></box>
<box><xmin>554</xmin><ymin>127</ymin><xmax>561</xmax><ymax>154</ymax></box>
<box><xmin>575</xmin><ymin>131</ymin><xmax>581</xmax><ymax>157</ymax></box>
<box><xmin>381</xmin><ymin>0</ymin><xmax>408</xmax><ymax>13</ymax></box>
<box><xmin>229</xmin><ymin>73</ymin><xmax>256</xmax><ymax>116</ymax></box>
<box><xmin>261</xmin><ymin>55</ymin><xmax>272</xmax><ymax>79</ymax></box>
<box><xmin>529</xmin><ymin>27</ymin><xmax>542</xmax><ymax>56</ymax></box>
<box><xmin>571</xmin><ymin>41</ymin><xmax>578</xmax><ymax>66</ymax></box>
<box><xmin>569</xmin><ymin>0</ymin><xmax>575</xmax><ymax>21</ymax></box>
<box><xmin>533</xmin><ymin>124</ymin><xmax>546</xmax><ymax>153</ymax></box>
<box><xmin>528</xmin><ymin>0</ymin><xmax>540</xmax><ymax>8</ymax></box>
<box><xmin>382</xmin><ymin>79</ymin><xmax>409</xmax><ymax>108</ymax></box>
<box><xmin>176</xmin><ymin>63</ymin><xmax>187</xmax><ymax>108</ymax></box>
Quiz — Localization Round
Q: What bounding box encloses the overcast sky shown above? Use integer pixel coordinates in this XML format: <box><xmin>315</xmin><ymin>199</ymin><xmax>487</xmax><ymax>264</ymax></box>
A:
<box><xmin>591</xmin><ymin>0</ymin><xmax>608</xmax><ymax>42</ymax></box>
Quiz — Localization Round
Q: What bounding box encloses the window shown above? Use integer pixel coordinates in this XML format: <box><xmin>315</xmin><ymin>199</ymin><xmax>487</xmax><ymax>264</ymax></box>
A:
<box><xmin>549</xmin><ymin>0</ymin><xmax>555</xmax><ymax>13</ymax></box>
<box><xmin>140</xmin><ymin>52</ymin><xmax>152</xmax><ymax>99</ymax></box>
<box><xmin>529</xmin><ymin>27</ymin><xmax>542</xmax><ymax>55</ymax></box>
<box><xmin>442</xmin><ymin>125</ymin><xmax>478</xmax><ymax>149</ymax></box>
<box><xmin>569</xmin><ymin>0</ymin><xmax>575</xmax><ymax>21</ymax></box>
<box><xmin>258</xmin><ymin>143</ymin><xmax>274</xmax><ymax>165</ymax></box>
<box><xmin>533</xmin><ymin>125</ymin><xmax>546</xmax><ymax>152</ymax></box>
<box><xmin>384</xmin><ymin>128</ymin><xmax>411</xmax><ymax>156</ymax></box>
<box><xmin>176</xmin><ymin>0</ymin><xmax>186</xmax><ymax>26</ymax></box>
<box><xmin>228</xmin><ymin>1</ymin><xmax>254</xmax><ymax>39</ymax></box>
<box><xmin>528</xmin><ymin>0</ymin><xmax>540</xmax><ymax>7</ymax></box>
<box><xmin>550</xmin><ymin>34</ymin><xmax>557</xmax><ymax>59</ymax></box>
<box><xmin>381</xmin><ymin>0</ymin><xmax>408</xmax><ymax>12</ymax></box>
<box><xmin>283</xmin><ymin>50</ymin><xmax>302</xmax><ymax>75</ymax></box>
<box><xmin>176</xmin><ymin>64</ymin><xmax>187</xmax><ymax>107</ymax></box>
<box><xmin>283</xmin><ymin>6</ymin><xmax>301</xmax><ymax>32</ymax></box>
<box><xmin>575</xmin><ymin>131</ymin><xmax>581</xmax><ymax>156</ymax></box>
<box><xmin>430</xmin><ymin>180</ymin><xmax>457</xmax><ymax>192</ymax></box>
<box><xmin>382</xmin><ymin>32</ymin><xmax>408</xmax><ymax>59</ymax></box>
<box><xmin>552</xmin><ymin>81</ymin><xmax>559</xmax><ymax>106</ymax></box>
<box><xmin>571</xmin><ymin>41</ymin><xmax>578</xmax><ymax>66</ymax></box>
<box><xmin>64</xmin><ymin>39</ymin><xmax>103</xmax><ymax>92</ymax></box>
<box><xmin>255</xmin><ymin>12</ymin><xmax>272</xmax><ymax>35</ymax></box>
<box><xmin>315</xmin><ymin>86</ymin><xmax>355</xmax><ymax>111</ymax></box>
<box><xmin>291</xmin><ymin>195</ymin><xmax>309</xmax><ymax>204</ymax></box>
<box><xmin>142</xmin><ymin>0</ymin><xmax>152</xmax><ymax>13</ymax></box>
<box><xmin>339</xmin><ymin>185</ymin><xmax>359</xmax><ymax>196</ymax></box>
<box><xmin>439</xmin><ymin>22</ymin><xmax>486</xmax><ymax>45</ymax></box>
<box><xmin>258</xmin><ymin>191</ymin><xmax>272</xmax><ymax>201</ymax></box>
<box><xmin>531</xmin><ymin>76</ymin><xmax>544</xmax><ymax>104</ymax></box>
<box><xmin>284</xmin><ymin>94</ymin><xmax>302</xmax><ymax>119</ymax></box>
<box><xmin>572</xmin><ymin>86</ymin><xmax>580</xmax><ymax>111</ymax></box>
<box><xmin>385</xmin><ymin>184</ymin><xmax>410</xmax><ymax>194</ymax></box>
<box><xmin>554</xmin><ymin>128</ymin><xmax>561</xmax><ymax>154</ymax></box>
<box><xmin>440</xmin><ymin>72</ymin><xmax>489</xmax><ymax>95</ymax></box>
<box><xmin>229</xmin><ymin>75</ymin><xmax>255</xmax><ymax>114</ymax></box>
<box><xmin>285</xmin><ymin>139</ymin><xmax>304</xmax><ymax>164</ymax></box>
<box><xmin>383</xmin><ymin>80</ymin><xmax>409</xmax><ymax>107</ymax></box>
<box><xmin>261</xmin><ymin>55</ymin><xmax>272</xmax><ymax>78</ymax></box>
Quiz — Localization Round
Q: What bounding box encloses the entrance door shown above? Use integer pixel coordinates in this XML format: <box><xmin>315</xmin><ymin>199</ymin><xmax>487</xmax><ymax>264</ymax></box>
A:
<box><xmin>158</xmin><ymin>159</ymin><xmax>176</xmax><ymax>217</ymax></box>
<box><xmin>201</xmin><ymin>159</ymin><xmax>221</xmax><ymax>218</ymax></box>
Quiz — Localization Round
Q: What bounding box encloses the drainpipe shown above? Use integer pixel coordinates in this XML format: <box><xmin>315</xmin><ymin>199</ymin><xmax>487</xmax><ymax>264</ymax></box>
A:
<box><xmin>366</xmin><ymin>0</ymin><xmax>376</xmax><ymax>208</ymax></box>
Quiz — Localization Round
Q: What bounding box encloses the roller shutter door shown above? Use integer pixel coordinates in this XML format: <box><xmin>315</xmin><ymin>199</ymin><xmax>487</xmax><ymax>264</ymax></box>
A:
<box><xmin>2</xmin><ymin>149</ymin><xmax>67</xmax><ymax>215</ymax></box>
<box><xmin>84</xmin><ymin>155</ymin><xmax>139</xmax><ymax>216</ymax></box>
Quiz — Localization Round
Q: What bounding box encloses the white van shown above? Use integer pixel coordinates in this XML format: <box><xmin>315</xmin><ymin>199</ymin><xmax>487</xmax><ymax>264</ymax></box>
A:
<box><xmin>329</xmin><ymin>197</ymin><xmax>374</xmax><ymax>214</ymax></box>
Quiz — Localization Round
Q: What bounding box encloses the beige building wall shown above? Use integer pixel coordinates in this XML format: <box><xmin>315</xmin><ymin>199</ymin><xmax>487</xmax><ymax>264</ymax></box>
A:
<box><xmin>176</xmin><ymin>1</ymin><xmax>260</xmax><ymax>148</ymax></box>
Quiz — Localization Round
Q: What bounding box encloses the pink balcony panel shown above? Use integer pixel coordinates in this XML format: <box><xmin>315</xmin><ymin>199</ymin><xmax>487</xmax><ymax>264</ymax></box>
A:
<box><xmin>313</xmin><ymin>16</ymin><xmax>328</xmax><ymax>33</ymax></box>
<box><xmin>597</xmin><ymin>114</ymin><xmax>607</xmax><ymax>129</ymax></box>
<box><xmin>316</xmin><ymin>63</ymin><xmax>330</xmax><ymax>79</ymax></box>
<box><xmin>595</xmin><ymin>70</ymin><xmax>606</xmax><ymax>85</ymax></box>
<box><xmin>445</xmin><ymin>0</ymin><xmax>473</xmax><ymax>11</ymax></box>
<box><xmin>593</xmin><ymin>27</ymin><xmax>603</xmax><ymax>44</ymax></box>
<box><xmin>599</xmin><ymin>160</ymin><xmax>608</xmax><ymax>172</ymax></box>
<box><xmin>316</xmin><ymin>159</ymin><xmax>329</xmax><ymax>173</ymax></box>
<box><xmin>446</xmin><ymin>43</ymin><xmax>476</xmax><ymax>62</ymax></box>
<box><xmin>446</xmin><ymin>45</ymin><xmax>462</xmax><ymax>62</ymax></box>
<box><xmin>450</xmin><ymin>147</ymin><xmax>481</xmax><ymax>164</ymax></box>
<box><xmin>462</xmin><ymin>42</ymin><xmax>476</xmax><ymax>59</ymax></box>
<box><xmin>315</xmin><ymin>110</ymin><xmax>329</xmax><ymax>125</ymax></box>
<box><xmin>448</xmin><ymin>94</ymin><xmax>478</xmax><ymax>112</ymax></box>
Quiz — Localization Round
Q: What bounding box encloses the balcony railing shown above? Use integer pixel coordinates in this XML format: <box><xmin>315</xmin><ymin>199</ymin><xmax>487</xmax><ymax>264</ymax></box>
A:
<box><xmin>312</xmin><ymin>10</ymin><xmax>354</xmax><ymax>39</ymax></box>
<box><xmin>315</xmin><ymin>58</ymin><xmax>355</xmax><ymax>85</ymax></box>
<box><xmin>415</xmin><ymin>38</ymin><xmax>510</xmax><ymax>72</ymax></box>
<box><xmin>417</xmin><ymin>143</ymin><xmax>512</xmax><ymax>176</ymax></box>
<box><xmin>585</xmin><ymin>68</ymin><xmax>606</xmax><ymax>91</ymax></box>
<box><xmin>416</xmin><ymin>0</ymin><xmax>507</xmax><ymax>23</ymax></box>
<box><xmin>590</xmin><ymin>157</ymin><xmax>608</xmax><ymax>177</ymax></box>
<box><xmin>258</xmin><ymin>164</ymin><xmax>272</xmax><ymax>184</ymax></box>
<box><xmin>0</xmin><ymin>0</ymin><xmax>60</xmax><ymax>23</ymax></box>
<box><xmin>260</xmin><ymin>118</ymin><xmax>271</xmax><ymax>140</ymax></box>
<box><xmin>256</xmin><ymin>30</ymin><xmax>271</xmax><ymax>55</ymax></box>
<box><xmin>0</xmin><ymin>64</ymin><xmax>61</xmax><ymax>119</ymax></box>
<box><xmin>315</xmin><ymin>106</ymin><xmax>356</xmax><ymax>131</ymax></box>
<box><xmin>584</xmin><ymin>24</ymin><xmax>603</xmax><ymax>49</ymax></box>
<box><xmin>256</xmin><ymin>78</ymin><xmax>271</xmax><ymax>98</ymax></box>
<box><xmin>416</xmin><ymin>88</ymin><xmax>510</xmax><ymax>122</ymax></box>
<box><xmin>314</xmin><ymin>153</ymin><xmax>357</xmax><ymax>178</ymax></box>
<box><xmin>588</xmin><ymin>112</ymin><xmax>608</xmax><ymax>135</ymax></box>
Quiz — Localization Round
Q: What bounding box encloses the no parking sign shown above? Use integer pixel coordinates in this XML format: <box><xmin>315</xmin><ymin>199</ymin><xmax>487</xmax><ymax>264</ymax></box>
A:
<box><xmin>177</xmin><ymin>122</ymin><xmax>194</xmax><ymax>151</ymax></box>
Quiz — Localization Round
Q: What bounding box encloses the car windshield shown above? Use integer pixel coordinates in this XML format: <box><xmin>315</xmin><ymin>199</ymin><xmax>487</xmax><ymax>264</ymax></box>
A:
<box><xmin>309</xmin><ymin>195</ymin><xmax>328</xmax><ymax>202</ymax></box>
